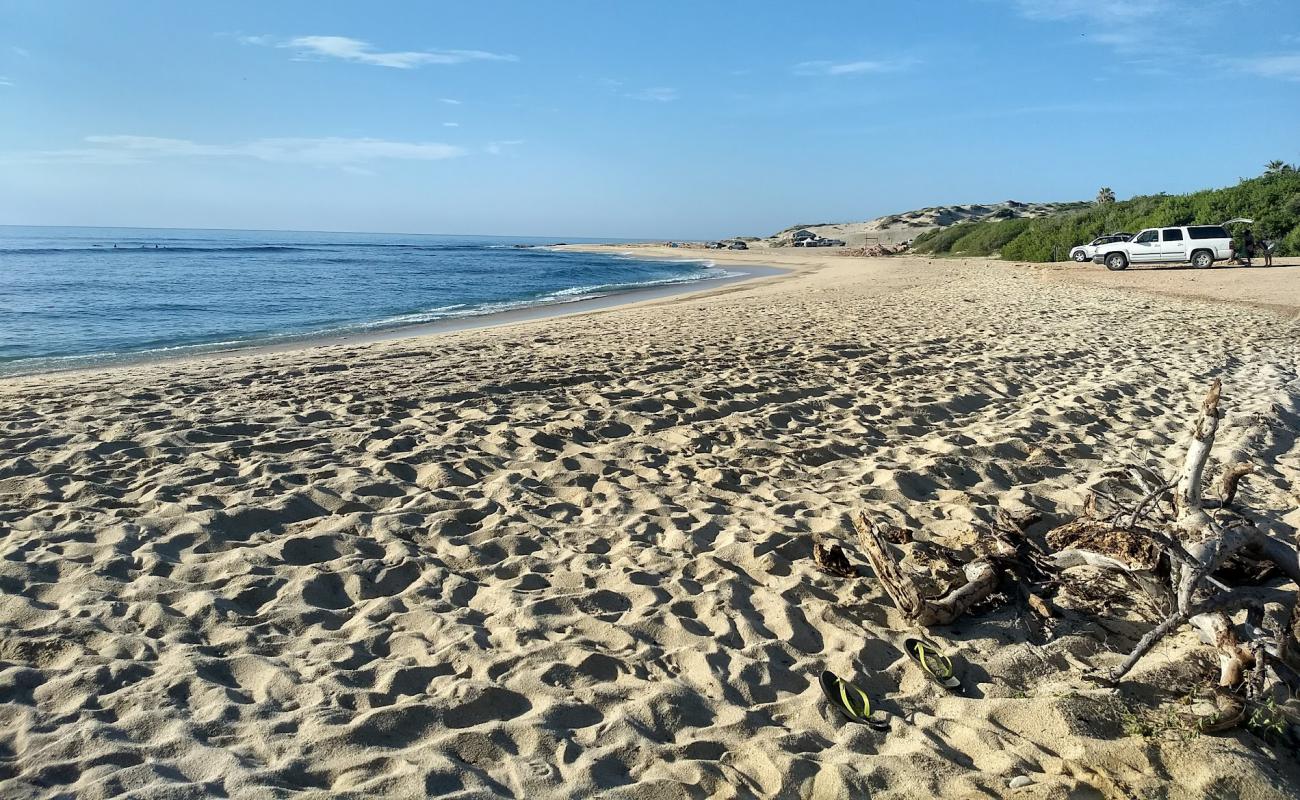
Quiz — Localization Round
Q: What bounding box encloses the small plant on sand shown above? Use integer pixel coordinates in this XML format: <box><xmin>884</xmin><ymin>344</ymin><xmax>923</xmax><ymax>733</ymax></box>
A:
<box><xmin>1247</xmin><ymin>697</ymin><xmax>1289</xmax><ymax>741</ymax></box>
<box><xmin>1120</xmin><ymin>699</ymin><xmax>1202</xmax><ymax>744</ymax></box>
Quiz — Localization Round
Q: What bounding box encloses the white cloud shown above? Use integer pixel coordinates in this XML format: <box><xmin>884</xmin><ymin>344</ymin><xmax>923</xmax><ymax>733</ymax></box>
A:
<box><xmin>0</xmin><ymin>77</ymin><xmax>12</xmax><ymax>87</ymax></box>
<box><xmin>439</xmin><ymin>98</ymin><xmax>462</xmax><ymax>105</ymax></box>
<box><xmin>11</xmin><ymin>46</ymin><xmax>29</xmax><ymax>57</ymax></box>
<box><xmin>239</xmin><ymin>34</ymin><xmax>516</xmax><ymax>69</ymax></box>
<box><xmin>629</xmin><ymin>87</ymin><xmax>678</xmax><ymax>102</ymax></box>
<box><xmin>443</xmin><ymin>122</ymin><xmax>460</xmax><ymax>127</ymax></box>
<box><xmin>794</xmin><ymin>58</ymin><xmax>917</xmax><ymax>76</ymax></box>
<box><xmin>1010</xmin><ymin>0</ymin><xmax>1169</xmax><ymax>23</ymax></box>
<box><xmin>1007</xmin><ymin>1</ymin><xmax>1261</xmax><ymax>59</ymax></box>
<box><xmin>1234</xmin><ymin>53</ymin><xmax>1300</xmax><ymax>81</ymax></box>
<box><xmin>485</xmin><ymin>140</ymin><xmax>524</xmax><ymax>156</ymax></box>
<box><xmin>8</xmin><ymin>135</ymin><xmax>467</xmax><ymax>167</ymax></box>
<box><xmin>1010</xmin><ymin>0</ymin><xmax>1299</xmax><ymax>73</ymax></box>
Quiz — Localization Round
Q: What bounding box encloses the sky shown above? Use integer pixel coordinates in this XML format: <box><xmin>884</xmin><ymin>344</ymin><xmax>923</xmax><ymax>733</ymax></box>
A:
<box><xmin>2</xmin><ymin>0</ymin><xmax>1298</xmax><ymax>239</ymax></box>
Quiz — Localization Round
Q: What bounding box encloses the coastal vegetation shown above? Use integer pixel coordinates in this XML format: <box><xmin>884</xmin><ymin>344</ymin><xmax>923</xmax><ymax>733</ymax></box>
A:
<box><xmin>911</xmin><ymin>166</ymin><xmax>1300</xmax><ymax>260</ymax></box>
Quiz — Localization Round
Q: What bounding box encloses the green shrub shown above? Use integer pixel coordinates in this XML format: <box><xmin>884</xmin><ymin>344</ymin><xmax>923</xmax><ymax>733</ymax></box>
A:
<box><xmin>909</xmin><ymin>171</ymin><xmax>1300</xmax><ymax>261</ymax></box>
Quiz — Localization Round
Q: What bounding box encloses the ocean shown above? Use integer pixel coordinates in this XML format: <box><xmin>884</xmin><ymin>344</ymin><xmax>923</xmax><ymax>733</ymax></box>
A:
<box><xmin>0</xmin><ymin>226</ymin><xmax>726</xmax><ymax>375</ymax></box>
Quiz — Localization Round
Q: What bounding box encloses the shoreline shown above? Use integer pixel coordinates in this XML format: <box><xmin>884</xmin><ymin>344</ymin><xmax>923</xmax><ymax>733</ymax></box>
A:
<box><xmin>10</xmin><ymin>243</ymin><xmax>1294</xmax><ymax>384</ymax></box>
<box><xmin>0</xmin><ymin>256</ymin><xmax>791</xmax><ymax>382</ymax></box>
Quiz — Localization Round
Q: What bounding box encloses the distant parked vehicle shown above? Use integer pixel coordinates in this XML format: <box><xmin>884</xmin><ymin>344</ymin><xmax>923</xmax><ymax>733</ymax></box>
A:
<box><xmin>706</xmin><ymin>241</ymin><xmax>726</xmax><ymax>249</ymax></box>
<box><xmin>1092</xmin><ymin>225</ymin><xmax>1234</xmax><ymax>271</ymax></box>
<box><xmin>1069</xmin><ymin>233</ymin><xmax>1133</xmax><ymax>262</ymax></box>
<box><xmin>795</xmin><ymin>237</ymin><xmax>846</xmax><ymax>248</ymax></box>
<box><xmin>727</xmin><ymin>241</ymin><xmax>748</xmax><ymax>250</ymax></box>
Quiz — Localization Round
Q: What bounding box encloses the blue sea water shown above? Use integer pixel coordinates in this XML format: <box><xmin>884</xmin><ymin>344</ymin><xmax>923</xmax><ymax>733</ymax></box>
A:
<box><xmin>0</xmin><ymin>226</ymin><xmax>724</xmax><ymax>375</ymax></box>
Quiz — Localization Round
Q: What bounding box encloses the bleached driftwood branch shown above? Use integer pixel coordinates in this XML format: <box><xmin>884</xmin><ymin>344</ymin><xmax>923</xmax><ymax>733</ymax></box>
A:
<box><xmin>841</xmin><ymin>379</ymin><xmax>1298</xmax><ymax>723</ymax></box>
<box><xmin>1093</xmin><ymin>380</ymin><xmax>1299</xmax><ymax>687</ymax></box>
<box><xmin>852</xmin><ymin>511</ymin><xmax>998</xmax><ymax>627</ymax></box>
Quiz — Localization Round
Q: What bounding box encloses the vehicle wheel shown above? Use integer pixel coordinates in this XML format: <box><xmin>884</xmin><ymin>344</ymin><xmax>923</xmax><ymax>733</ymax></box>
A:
<box><xmin>1072</xmin><ymin>250</ymin><xmax>1088</xmax><ymax>262</ymax></box>
<box><xmin>1104</xmin><ymin>253</ymin><xmax>1128</xmax><ymax>271</ymax></box>
<box><xmin>1191</xmin><ymin>250</ymin><xmax>1213</xmax><ymax>269</ymax></box>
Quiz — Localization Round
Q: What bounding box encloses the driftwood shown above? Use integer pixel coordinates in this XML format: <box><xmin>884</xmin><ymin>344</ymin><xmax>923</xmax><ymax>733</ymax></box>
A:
<box><xmin>1043</xmin><ymin>380</ymin><xmax>1300</xmax><ymax>691</ymax></box>
<box><xmin>851</xmin><ymin>512</ymin><xmax>1003</xmax><ymax>627</ymax></box>
<box><xmin>844</xmin><ymin>379</ymin><xmax>1299</xmax><ymax>720</ymax></box>
<box><xmin>812</xmin><ymin>538</ymin><xmax>856</xmax><ymax>579</ymax></box>
<box><xmin>849</xmin><ymin>507</ymin><xmax>1059</xmax><ymax>629</ymax></box>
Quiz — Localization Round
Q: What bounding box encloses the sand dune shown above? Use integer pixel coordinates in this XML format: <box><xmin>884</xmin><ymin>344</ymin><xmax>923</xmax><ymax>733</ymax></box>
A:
<box><xmin>761</xmin><ymin>201</ymin><xmax>1084</xmax><ymax>248</ymax></box>
<box><xmin>2</xmin><ymin>253</ymin><xmax>1299</xmax><ymax>798</ymax></box>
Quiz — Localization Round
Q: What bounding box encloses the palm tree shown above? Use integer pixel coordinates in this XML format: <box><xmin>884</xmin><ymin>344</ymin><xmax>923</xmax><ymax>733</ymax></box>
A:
<box><xmin>1095</xmin><ymin>187</ymin><xmax>1116</xmax><ymax>205</ymax></box>
<box><xmin>1265</xmin><ymin>160</ymin><xmax>1287</xmax><ymax>175</ymax></box>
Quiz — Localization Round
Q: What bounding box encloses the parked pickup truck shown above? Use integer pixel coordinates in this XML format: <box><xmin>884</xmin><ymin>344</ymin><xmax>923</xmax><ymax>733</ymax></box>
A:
<box><xmin>1092</xmin><ymin>225</ymin><xmax>1234</xmax><ymax>271</ymax></box>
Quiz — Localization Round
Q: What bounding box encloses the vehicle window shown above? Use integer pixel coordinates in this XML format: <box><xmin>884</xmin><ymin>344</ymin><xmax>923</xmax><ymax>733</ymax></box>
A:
<box><xmin>1134</xmin><ymin>230</ymin><xmax>1157</xmax><ymax>244</ymax></box>
<box><xmin>1163</xmin><ymin>228</ymin><xmax>1184</xmax><ymax>241</ymax></box>
<box><xmin>1189</xmin><ymin>226</ymin><xmax>1229</xmax><ymax>240</ymax></box>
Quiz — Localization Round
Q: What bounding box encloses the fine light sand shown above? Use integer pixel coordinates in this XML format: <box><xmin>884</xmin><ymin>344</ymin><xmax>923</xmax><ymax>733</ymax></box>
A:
<box><xmin>2</xmin><ymin>250</ymin><xmax>1300</xmax><ymax>799</ymax></box>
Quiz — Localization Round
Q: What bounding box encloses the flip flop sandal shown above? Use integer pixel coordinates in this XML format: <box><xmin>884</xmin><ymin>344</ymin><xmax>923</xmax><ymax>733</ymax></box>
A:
<box><xmin>904</xmin><ymin>637</ymin><xmax>961</xmax><ymax>691</ymax></box>
<box><xmin>820</xmin><ymin>670</ymin><xmax>890</xmax><ymax>730</ymax></box>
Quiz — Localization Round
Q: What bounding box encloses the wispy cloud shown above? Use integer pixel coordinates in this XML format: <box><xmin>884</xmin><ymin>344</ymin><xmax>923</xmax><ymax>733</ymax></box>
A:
<box><xmin>1006</xmin><ymin>0</ymin><xmax>1235</xmax><ymax>67</ymax></box>
<box><xmin>794</xmin><ymin>58</ymin><xmax>918</xmax><ymax>76</ymax></box>
<box><xmin>0</xmin><ymin>77</ymin><xmax>12</xmax><ymax>87</ymax></box>
<box><xmin>439</xmin><ymin>98</ymin><xmax>462</xmax><ymax>105</ymax></box>
<box><xmin>239</xmin><ymin>35</ymin><xmax>517</xmax><ymax>69</ymax></box>
<box><xmin>485</xmin><ymin>140</ymin><xmax>524</xmax><ymax>156</ymax></box>
<box><xmin>1010</xmin><ymin>0</ymin><xmax>1170</xmax><ymax>24</ymax></box>
<box><xmin>1009</xmin><ymin>0</ymin><xmax>1300</xmax><ymax>79</ymax></box>
<box><xmin>6</xmin><ymin>135</ymin><xmax>468</xmax><ymax>168</ymax></box>
<box><xmin>1233</xmin><ymin>53</ymin><xmax>1300</xmax><ymax>81</ymax></box>
<box><xmin>628</xmin><ymin>87</ymin><xmax>678</xmax><ymax>102</ymax></box>
<box><xmin>443</xmin><ymin>122</ymin><xmax>460</xmax><ymax>127</ymax></box>
<box><xmin>11</xmin><ymin>46</ymin><xmax>29</xmax><ymax>57</ymax></box>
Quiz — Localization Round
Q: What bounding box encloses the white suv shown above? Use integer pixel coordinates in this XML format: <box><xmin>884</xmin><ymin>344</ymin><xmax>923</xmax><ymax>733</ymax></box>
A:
<box><xmin>1093</xmin><ymin>225</ymin><xmax>1233</xmax><ymax>271</ymax></box>
<box><xmin>1070</xmin><ymin>233</ymin><xmax>1132</xmax><ymax>262</ymax></box>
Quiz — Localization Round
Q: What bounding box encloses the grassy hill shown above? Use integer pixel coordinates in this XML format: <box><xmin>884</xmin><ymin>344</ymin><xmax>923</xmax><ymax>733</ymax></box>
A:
<box><xmin>762</xmin><ymin>200</ymin><xmax>1086</xmax><ymax>249</ymax></box>
<box><xmin>911</xmin><ymin>168</ymin><xmax>1300</xmax><ymax>261</ymax></box>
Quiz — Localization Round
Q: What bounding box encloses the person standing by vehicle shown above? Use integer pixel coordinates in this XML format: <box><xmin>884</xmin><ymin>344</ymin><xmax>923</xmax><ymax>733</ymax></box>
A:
<box><xmin>1240</xmin><ymin>228</ymin><xmax>1256</xmax><ymax>267</ymax></box>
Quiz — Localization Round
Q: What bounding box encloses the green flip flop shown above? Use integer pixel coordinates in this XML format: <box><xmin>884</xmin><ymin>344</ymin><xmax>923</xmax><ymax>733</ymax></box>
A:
<box><xmin>904</xmin><ymin>637</ymin><xmax>961</xmax><ymax>690</ymax></box>
<box><xmin>819</xmin><ymin>670</ymin><xmax>890</xmax><ymax>730</ymax></box>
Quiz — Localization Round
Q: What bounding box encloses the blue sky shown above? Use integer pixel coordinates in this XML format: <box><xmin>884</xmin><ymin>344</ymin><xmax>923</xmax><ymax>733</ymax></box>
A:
<box><xmin>2</xmin><ymin>0</ymin><xmax>1298</xmax><ymax>239</ymax></box>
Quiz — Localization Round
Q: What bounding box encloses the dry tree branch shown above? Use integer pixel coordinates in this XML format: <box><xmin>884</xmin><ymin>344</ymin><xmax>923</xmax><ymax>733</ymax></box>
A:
<box><xmin>852</xmin><ymin>511</ymin><xmax>999</xmax><ymax>627</ymax></box>
<box><xmin>1220</xmin><ymin>463</ymin><xmax>1255</xmax><ymax>508</ymax></box>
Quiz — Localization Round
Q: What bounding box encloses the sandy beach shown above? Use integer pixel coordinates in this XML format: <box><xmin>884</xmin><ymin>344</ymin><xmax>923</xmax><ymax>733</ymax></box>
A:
<box><xmin>3</xmin><ymin>251</ymin><xmax>1300</xmax><ymax>799</ymax></box>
